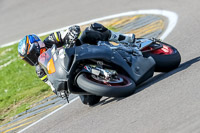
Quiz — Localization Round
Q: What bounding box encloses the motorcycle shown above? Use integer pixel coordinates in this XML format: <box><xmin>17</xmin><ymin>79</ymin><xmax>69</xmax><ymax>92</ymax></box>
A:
<box><xmin>38</xmin><ymin>38</ymin><xmax>181</xmax><ymax>105</ymax></box>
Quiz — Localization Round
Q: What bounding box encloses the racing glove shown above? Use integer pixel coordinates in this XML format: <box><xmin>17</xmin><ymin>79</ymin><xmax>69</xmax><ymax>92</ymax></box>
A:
<box><xmin>63</xmin><ymin>25</ymin><xmax>81</xmax><ymax>48</ymax></box>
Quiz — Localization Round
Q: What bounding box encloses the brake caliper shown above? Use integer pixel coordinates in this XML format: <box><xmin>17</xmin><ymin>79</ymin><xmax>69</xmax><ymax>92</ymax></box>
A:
<box><xmin>84</xmin><ymin>64</ymin><xmax>117</xmax><ymax>80</ymax></box>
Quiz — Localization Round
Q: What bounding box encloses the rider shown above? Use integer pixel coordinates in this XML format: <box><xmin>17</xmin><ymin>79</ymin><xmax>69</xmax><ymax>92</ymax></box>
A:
<box><xmin>18</xmin><ymin>23</ymin><xmax>137</xmax><ymax>105</ymax></box>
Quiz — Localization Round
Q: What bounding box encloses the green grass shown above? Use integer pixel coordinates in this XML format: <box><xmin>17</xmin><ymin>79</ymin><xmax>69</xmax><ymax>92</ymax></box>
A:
<box><xmin>107</xmin><ymin>26</ymin><xmax>120</xmax><ymax>32</ymax></box>
<box><xmin>0</xmin><ymin>35</ymin><xmax>53</xmax><ymax>125</ymax></box>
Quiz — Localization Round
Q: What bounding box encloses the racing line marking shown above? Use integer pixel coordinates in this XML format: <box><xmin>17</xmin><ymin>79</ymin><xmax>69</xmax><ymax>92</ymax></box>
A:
<box><xmin>0</xmin><ymin>59</ymin><xmax>16</xmax><ymax>70</ymax></box>
<box><xmin>0</xmin><ymin>9</ymin><xmax>177</xmax><ymax>48</ymax></box>
<box><xmin>17</xmin><ymin>97</ymin><xmax>80</xmax><ymax>133</ymax></box>
<box><xmin>3</xmin><ymin>9</ymin><xmax>177</xmax><ymax>133</ymax></box>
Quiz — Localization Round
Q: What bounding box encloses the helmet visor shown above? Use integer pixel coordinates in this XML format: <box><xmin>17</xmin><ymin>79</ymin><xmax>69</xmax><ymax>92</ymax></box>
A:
<box><xmin>22</xmin><ymin>43</ymin><xmax>40</xmax><ymax>66</ymax></box>
<box><xmin>22</xmin><ymin>54</ymin><xmax>36</xmax><ymax>66</ymax></box>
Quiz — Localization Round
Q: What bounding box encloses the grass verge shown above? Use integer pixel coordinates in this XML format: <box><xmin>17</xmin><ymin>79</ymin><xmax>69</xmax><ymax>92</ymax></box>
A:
<box><xmin>0</xmin><ymin>35</ymin><xmax>54</xmax><ymax>125</ymax></box>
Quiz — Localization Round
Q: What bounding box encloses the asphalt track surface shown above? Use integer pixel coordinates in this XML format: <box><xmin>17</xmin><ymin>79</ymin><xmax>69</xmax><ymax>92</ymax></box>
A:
<box><xmin>1</xmin><ymin>0</ymin><xmax>200</xmax><ymax>133</ymax></box>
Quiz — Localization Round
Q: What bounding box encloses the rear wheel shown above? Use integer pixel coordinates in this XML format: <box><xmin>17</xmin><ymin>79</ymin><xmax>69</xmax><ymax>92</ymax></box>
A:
<box><xmin>142</xmin><ymin>42</ymin><xmax>181</xmax><ymax>72</ymax></box>
<box><xmin>77</xmin><ymin>73</ymin><xmax>136</xmax><ymax>97</ymax></box>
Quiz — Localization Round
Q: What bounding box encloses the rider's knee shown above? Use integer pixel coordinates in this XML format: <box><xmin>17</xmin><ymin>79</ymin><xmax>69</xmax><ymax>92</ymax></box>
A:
<box><xmin>90</xmin><ymin>23</ymin><xmax>111</xmax><ymax>40</ymax></box>
<box><xmin>90</xmin><ymin>23</ymin><xmax>108</xmax><ymax>32</ymax></box>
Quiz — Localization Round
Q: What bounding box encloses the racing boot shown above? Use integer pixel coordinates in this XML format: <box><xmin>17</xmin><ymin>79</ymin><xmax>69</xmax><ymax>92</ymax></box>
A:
<box><xmin>109</xmin><ymin>31</ymin><xmax>142</xmax><ymax>56</ymax></box>
<box><xmin>109</xmin><ymin>30</ymin><xmax>136</xmax><ymax>45</ymax></box>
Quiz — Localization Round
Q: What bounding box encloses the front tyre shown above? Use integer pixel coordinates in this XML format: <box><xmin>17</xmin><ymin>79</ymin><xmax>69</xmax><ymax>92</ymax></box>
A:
<box><xmin>77</xmin><ymin>73</ymin><xmax>136</xmax><ymax>97</ymax></box>
<box><xmin>79</xmin><ymin>95</ymin><xmax>102</xmax><ymax>106</ymax></box>
<box><xmin>142</xmin><ymin>42</ymin><xmax>181</xmax><ymax>72</ymax></box>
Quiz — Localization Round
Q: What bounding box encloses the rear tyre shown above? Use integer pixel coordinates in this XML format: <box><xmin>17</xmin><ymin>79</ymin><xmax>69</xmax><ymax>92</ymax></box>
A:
<box><xmin>142</xmin><ymin>43</ymin><xmax>181</xmax><ymax>72</ymax></box>
<box><xmin>77</xmin><ymin>73</ymin><xmax>136</xmax><ymax>97</ymax></box>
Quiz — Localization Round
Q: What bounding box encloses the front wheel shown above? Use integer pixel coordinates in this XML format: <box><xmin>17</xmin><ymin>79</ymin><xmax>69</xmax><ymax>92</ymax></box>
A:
<box><xmin>142</xmin><ymin>42</ymin><xmax>181</xmax><ymax>72</ymax></box>
<box><xmin>76</xmin><ymin>73</ymin><xmax>136</xmax><ymax>97</ymax></box>
<box><xmin>79</xmin><ymin>95</ymin><xmax>102</xmax><ymax>106</ymax></box>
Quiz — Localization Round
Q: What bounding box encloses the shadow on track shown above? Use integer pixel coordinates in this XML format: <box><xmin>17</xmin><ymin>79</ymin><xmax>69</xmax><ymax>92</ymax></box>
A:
<box><xmin>95</xmin><ymin>56</ymin><xmax>200</xmax><ymax>106</ymax></box>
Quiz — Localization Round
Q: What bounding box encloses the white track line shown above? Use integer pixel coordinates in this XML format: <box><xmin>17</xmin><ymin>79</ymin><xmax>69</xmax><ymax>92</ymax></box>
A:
<box><xmin>0</xmin><ymin>58</ymin><xmax>16</xmax><ymax>70</ymax></box>
<box><xmin>15</xmin><ymin>9</ymin><xmax>178</xmax><ymax>133</ymax></box>
<box><xmin>17</xmin><ymin>97</ymin><xmax>79</xmax><ymax>133</ymax></box>
<box><xmin>1</xmin><ymin>9</ymin><xmax>177</xmax><ymax>48</ymax></box>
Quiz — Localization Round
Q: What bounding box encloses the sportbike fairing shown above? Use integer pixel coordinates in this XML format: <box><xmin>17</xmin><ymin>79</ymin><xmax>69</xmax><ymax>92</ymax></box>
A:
<box><xmin>38</xmin><ymin>49</ymin><xmax>55</xmax><ymax>74</ymax></box>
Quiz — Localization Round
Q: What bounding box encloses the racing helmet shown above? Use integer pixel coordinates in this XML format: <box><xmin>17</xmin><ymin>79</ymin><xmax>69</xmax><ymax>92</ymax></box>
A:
<box><xmin>18</xmin><ymin>34</ymin><xmax>46</xmax><ymax>66</ymax></box>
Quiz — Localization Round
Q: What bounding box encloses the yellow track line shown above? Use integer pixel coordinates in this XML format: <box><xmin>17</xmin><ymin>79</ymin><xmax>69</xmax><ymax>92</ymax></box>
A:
<box><xmin>0</xmin><ymin>105</ymin><xmax>61</xmax><ymax>132</ymax></box>
<box><xmin>109</xmin><ymin>15</ymin><xmax>142</xmax><ymax>27</ymax></box>
<box><xmin>127</xmin><ymin>20</ymin><xmax>164</xmax><ymax>37</ymax></box>
<box><xmin>2</xmin><ymin>120</ymin><xmax>35</xmax><ymax>133</ymax></box>
<box><xmin>80</xmin><ymin>15</ymin><xmax>143</xmax><ymax>31</ymax></box>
